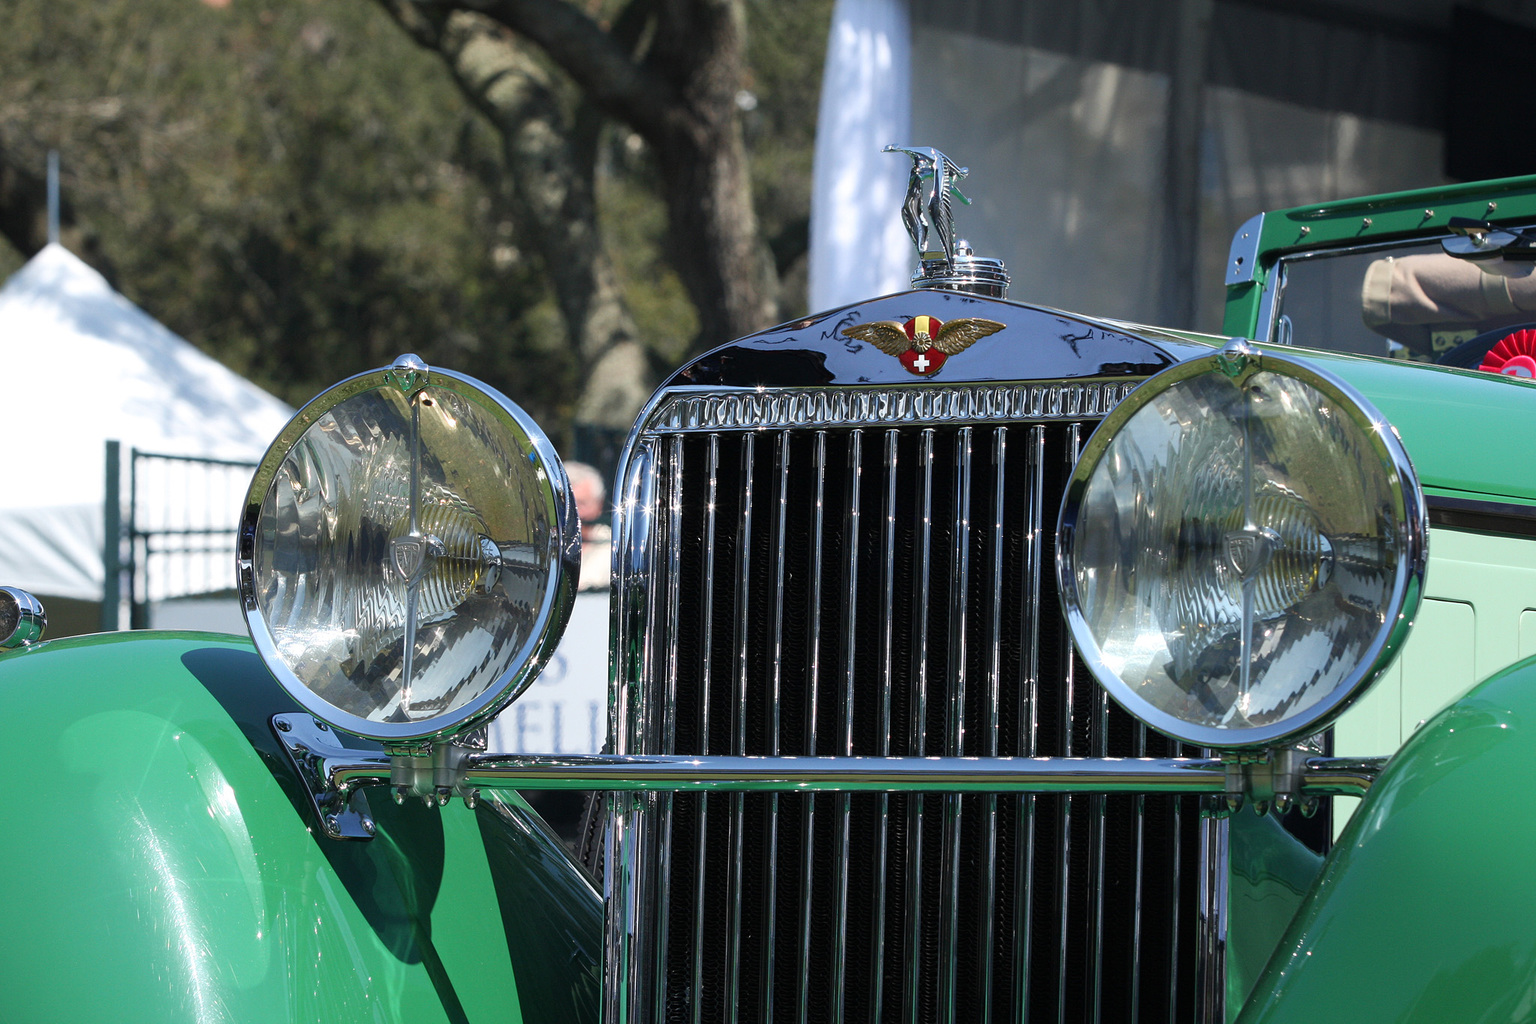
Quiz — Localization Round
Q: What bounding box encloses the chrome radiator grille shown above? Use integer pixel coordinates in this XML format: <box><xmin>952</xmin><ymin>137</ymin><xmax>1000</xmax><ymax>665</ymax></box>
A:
<box><xmin>609</xmin><ymin>384</ymin><xmax>1222</xmax><ymax>1024</ymax></box>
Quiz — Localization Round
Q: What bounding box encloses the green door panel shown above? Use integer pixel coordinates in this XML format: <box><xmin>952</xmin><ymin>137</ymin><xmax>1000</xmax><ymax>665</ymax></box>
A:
<box><xmin>1333</xmin><ymin>528</ymin><xmax>1536</xmax><ymax>832</ymax></box>
<box><xmin>0</xmin><ymin>631</ymin><xmax>600</xmax><ymax>1023</ymax></box>
<box><xmin>1237</xmin><ymin>655</ymin><xmax>1536</xmax><ymax>1024</ymax></box>
<box><xmin>1520</xmin><ymin>610</ymin><xmax>1536</xmax><ymax>659</ymax></box>
<box><xmin>1263</xmin><ymin>349</ymin><xmax>1536</xmax><ymax>504</ymax></box>
<box><xmin>1398</xmin><ymin>598</ymin><xmax>1476</xmax><ymax>738</ymax></box>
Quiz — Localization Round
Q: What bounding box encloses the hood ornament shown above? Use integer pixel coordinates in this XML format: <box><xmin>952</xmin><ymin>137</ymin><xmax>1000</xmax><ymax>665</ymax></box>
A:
<box><xmin>885</xmin><ymin>145</ymin><xmax>1010</xmax><ymax>299</ymax></box>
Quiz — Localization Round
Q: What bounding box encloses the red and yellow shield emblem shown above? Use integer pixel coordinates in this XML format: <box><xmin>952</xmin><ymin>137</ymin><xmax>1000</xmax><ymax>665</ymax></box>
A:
<box><xmin>841</xmin><ymin>315</ymin><xmax>1006</xmax><ymax>376</ymax></box>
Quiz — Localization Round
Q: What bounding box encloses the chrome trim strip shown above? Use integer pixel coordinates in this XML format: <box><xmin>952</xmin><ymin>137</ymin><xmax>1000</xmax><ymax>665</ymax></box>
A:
<box><xmin>1254</xmin><ymin>258</ymin><xmax>1282</xmax><ymax>345</ymax></box>
<box><xmin>644</xmin><ymin>382</ymin><xmax>1139</xmax><ymax>433</ymax></box>
<box><xmin>1427</xmin><ymin>495</ymin><xmax>1536</xmax><ymax>538</ymax></box>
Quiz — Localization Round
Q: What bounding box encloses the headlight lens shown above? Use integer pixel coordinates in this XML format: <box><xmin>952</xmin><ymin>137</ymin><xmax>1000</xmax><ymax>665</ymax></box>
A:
<box><xmin>1057</xmin><ymin>342</ymin><xmax>1426</xmax><ymax>748</ymax></box>
<box><xmin>239</xmin><ymin>355</ymin><xmax>578</xmax><ymax>744</ymax></box>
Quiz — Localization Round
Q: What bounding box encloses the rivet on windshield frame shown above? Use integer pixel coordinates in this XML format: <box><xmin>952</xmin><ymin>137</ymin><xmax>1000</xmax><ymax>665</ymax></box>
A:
<box><xmin>1424</xmin><ymin>209</ymin><xmax>1434</xmax><ymax>219</ymax></box>
<box><xmin>1299</xmin><ymin>226</ymin><xmax>1310</xmax><ymax>236</ymax></box>
<box><xmin>1216</xmin><ymin>338</ymin><xmax>1257</xmax><ymax>378</ymax></box>
<box><xmin>1488</xmin><ymin>201</ymin><xmax>1499</xmax><ymax>215</ymax></box>
<box><xmin>1361</xmin><ymin>217</ymin><xmax>1373</xmax><ymax>228</ymax></box>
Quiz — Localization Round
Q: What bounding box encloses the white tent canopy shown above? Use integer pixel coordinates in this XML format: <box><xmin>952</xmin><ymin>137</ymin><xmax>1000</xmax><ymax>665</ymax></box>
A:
<box><xmin>0</xmin><ymin>243</ymin><xmax>292</xmax><ymax>602</ymax></box>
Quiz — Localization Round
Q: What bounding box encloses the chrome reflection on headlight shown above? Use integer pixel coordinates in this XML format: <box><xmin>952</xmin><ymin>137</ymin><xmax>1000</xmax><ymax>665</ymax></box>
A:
<box><xmin>1057</xmin><ymin>340</ymin><xmax>1427</xmax><ymax>749</ymax></box>
<box><xmin>238</xmin><ymin>354</ymin><xmax>579</xmax><ymax>744</ymax></box>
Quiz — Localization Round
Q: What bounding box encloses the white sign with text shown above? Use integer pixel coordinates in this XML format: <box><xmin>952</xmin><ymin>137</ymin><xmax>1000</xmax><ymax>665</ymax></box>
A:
<box><xmin>485</xmin><ymin>590</ymin><xmax>609</xmax><ymax>754</ymax></box>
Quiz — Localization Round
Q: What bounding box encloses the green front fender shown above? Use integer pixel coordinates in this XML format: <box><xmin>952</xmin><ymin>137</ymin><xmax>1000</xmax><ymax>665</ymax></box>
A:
<box><xmin>0</xmin><ymin>631</ymin><xmax>600</xmax><ymax>1023</ymax></box>
<box><xmin>1238</xmin><ymin>655</ymin><xmax>1536</xmax><ymax>1023</ymax></box>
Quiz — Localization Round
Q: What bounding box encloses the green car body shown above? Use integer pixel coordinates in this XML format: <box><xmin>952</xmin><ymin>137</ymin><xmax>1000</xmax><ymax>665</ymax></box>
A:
<box><xmin>7</xmin><ymin>174</ymin><xmax>1536</xmax><ymax>1023</ymax></box>
<box><xmin>0</xmin><ymin>632</ymin><xmax>600</xmax><ymax>1022</ymax></box>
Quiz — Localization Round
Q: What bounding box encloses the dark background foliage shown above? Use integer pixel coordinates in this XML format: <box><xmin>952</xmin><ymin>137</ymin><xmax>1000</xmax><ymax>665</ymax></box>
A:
<box><xmin>0</xmin><ymin>0</ymin><xmax>831</xmax><ymax>447</ymax></box>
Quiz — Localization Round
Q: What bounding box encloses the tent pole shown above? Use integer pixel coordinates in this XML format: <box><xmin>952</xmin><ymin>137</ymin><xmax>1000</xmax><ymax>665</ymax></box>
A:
<box><xmin>46</xmin><ymin>151</ymin><xmax>59</xmax><ymax>246</ymax></box>
<box><xmin>101</xmin><ymin>440</ymin><xmax>120</xmax><ymax>631</ymax></box>
<box><xmin>1159</xmin><ymin>0</ymin><xmax>1213</xmax><ymax>329</ymax></box>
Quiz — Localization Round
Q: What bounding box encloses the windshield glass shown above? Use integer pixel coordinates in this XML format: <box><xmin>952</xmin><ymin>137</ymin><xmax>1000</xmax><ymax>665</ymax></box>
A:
<box><xmin>1269</xmin><ymin>235</ymin><xmax>1536</xmax><ymax>367</ymax></box>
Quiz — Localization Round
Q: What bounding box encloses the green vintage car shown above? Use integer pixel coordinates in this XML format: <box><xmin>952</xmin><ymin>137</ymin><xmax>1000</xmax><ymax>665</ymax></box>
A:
<box><xmin>5</xmin><ymin>150</ymin><xmax>1536</xmax><ymax>1023</ymax></box>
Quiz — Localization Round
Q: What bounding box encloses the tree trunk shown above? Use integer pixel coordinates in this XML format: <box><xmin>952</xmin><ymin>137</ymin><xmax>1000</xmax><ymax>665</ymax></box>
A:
<box><xmin>461</xmin><ymin>0</ymin><xmax>778</xmax><ymax>349</ymax></box>
<box><xmin>646</xmin><ymin>0</ymin><xmax>776</xmax><ymax>346</ymax></box>
<box><xmin>377</xmin><ymin>1</ymin><xmax>651</xmax><ymax>428</ymax></box>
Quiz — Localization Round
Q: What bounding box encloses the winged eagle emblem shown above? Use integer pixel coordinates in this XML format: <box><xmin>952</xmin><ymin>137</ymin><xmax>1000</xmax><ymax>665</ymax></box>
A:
<box><xmin>841</xmin><ymin>315</ymin><xmax>1006</xmax><ymax>376</ymax></box>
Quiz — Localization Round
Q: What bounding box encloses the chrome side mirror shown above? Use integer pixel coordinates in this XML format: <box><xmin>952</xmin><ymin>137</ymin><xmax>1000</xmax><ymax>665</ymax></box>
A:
<box><xmin>1442</xmin><ymin>216</ymin><xmax>1536</xmax><ymax>261</ymax></box>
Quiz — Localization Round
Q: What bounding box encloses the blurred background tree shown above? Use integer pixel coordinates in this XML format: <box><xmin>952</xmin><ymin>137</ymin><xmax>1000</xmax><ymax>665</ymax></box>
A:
<box><xmin>0</xmin><ymin>0</ymin><xmax>830</xmax><ymax>452</ymax></box>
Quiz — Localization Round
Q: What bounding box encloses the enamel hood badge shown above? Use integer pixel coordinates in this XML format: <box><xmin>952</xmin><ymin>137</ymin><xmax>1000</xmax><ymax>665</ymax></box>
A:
<box><xmin>842</xmin><ymin>315</ymin><xmax>1006</xmax><ymax>376</ymax></box>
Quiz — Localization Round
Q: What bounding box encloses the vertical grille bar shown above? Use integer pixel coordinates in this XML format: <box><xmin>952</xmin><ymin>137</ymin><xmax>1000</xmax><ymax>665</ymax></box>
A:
<box><xmin>796</xmin><ymin>431</ymin><xmax>830</xmax><ymax>1024</ymax></box>
<box><xmin>692</xmin><ymin>435</ymin><xmax>722</xmax><ymax>1024</ymax></box>
<box><xmin>1055</xmin><ymin>423</ymin><xmax>1081</xmax><ymax>1024</ymax></box>
<box><xmin>871</xmin><ymin>428</ymin><xmax>899</xmax><ymax>1024</ymax></box>
<box><xmin>937</xmin><ymin>427</ymin><xmax>972</xmax><ymax>1020</ymax></box>
<box><xmin>903</xmin><ymin>428</ymin><xmax>936</xmax><ymax>1024</ymax></box>
<box><xmin>1197</xmin><ymin>816</ymin><xmax>1229</xmax><ymax>1021</ymax></box>
<box><xmin>831</xmin><ymin>430</ymin><xmax>863</xmax><ymax>1022</ymax></box>
<box><xmin>978</xmin><ymin>425</ymin><xmax>1007</xmax><ymax>1020</ymax></box>
<box><xmin>726</xmin><ymin>434</ymin><xmax>756</xmax><ymax>1023</ymax></box>
<box><xmin>1169</xmin><ymin>792</ymin><xmax>1183</xmax><ymax>1020</ymax></box>
<box><xmin>1089</xmin><ymin>682</ymin><xmax>1110</xmax><ymax>1020</ymax></box>
<box><xmin>606</xmin><ymin>439</ymin><xmax>657</xmax><ymax>1024</ymax></box>
<box><xmin>1013</xmin><ymin>423</ymin><xmax>1045</xmax><ymax>1018</ymax></box>
<box><xmin>654</xmin><ymin>434</ymin><xmax>687</xmax><ymax>1023</ymax></box>
<box><xmin>1132</xmin><ymin>721</ymin><xmax>1147</xmax><ymax>1024</ymax></box>
<box><xmin>761</xmin><ymin>431</ymin><xmax>792</xmax><ymax>1024</ymax></box>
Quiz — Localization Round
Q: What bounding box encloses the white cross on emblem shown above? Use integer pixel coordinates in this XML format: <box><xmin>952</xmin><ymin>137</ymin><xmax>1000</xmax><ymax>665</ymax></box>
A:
<box><xmin>913</xmin><ymin>353</ymin><xmax>931</xmax><ymax>371</ymax></box>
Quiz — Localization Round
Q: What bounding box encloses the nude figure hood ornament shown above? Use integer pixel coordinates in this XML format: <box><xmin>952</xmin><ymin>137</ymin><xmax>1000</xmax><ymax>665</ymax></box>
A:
<box><xmin>885</xmin><ymin>145</ymin><xmax>1011</xmax><ymax>299</ymax></box>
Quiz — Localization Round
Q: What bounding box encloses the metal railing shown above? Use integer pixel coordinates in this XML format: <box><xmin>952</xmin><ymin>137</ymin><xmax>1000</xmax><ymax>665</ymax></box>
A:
<box><xmin>101</xmin><ymin>441</ymin><xmax>257</xmax><ymax>629</ymax></box>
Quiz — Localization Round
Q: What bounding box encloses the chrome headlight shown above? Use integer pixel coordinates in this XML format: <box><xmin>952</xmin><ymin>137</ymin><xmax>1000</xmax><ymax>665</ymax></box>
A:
<box><xmin>1057</xmin><ymin>341</ymin><xmax>1427</xmax><ymax>749</ymax></box>
<box><xmin>238</xmin><ymin>355</ymin><xmax>579</xmax><ymax>745</ymax></box>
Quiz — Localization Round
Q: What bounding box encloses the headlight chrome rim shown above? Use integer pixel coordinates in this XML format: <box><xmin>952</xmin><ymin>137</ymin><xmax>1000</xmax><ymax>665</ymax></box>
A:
<box><xmin>238</xmin><ymin>354</ymin><xmax>579</xmax><ymax>745</ymax></box>
<box><xmin>1057</xmin><ymin>340</ymin><xmax>1428</xmax><ymax>750</ymax></box>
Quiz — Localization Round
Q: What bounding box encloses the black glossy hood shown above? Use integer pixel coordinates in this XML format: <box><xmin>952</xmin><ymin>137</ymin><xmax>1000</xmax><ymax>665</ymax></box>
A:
<box><xmin>667</xmin><ymin>291</ymin><xmax>1214</xmax><ymax>389</ymax></box>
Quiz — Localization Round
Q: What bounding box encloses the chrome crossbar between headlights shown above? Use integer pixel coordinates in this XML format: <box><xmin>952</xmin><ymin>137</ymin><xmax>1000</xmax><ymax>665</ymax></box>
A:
<box><xmin>319</xmin><ymin>748</ymin><xmax>1384</xmax><ymax>799</ymax></box>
